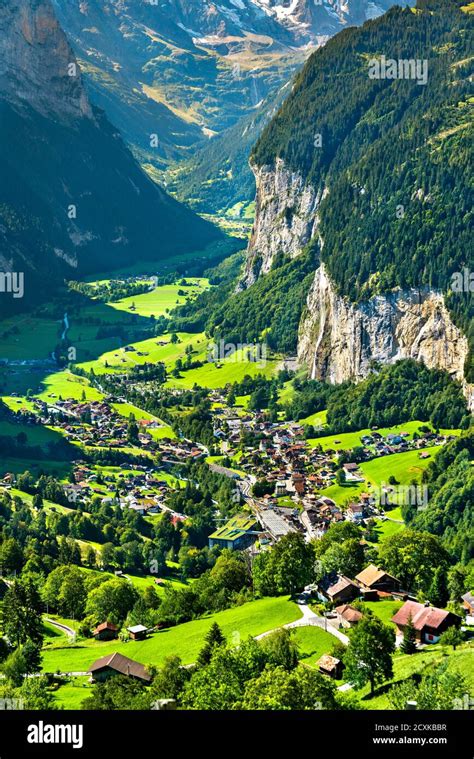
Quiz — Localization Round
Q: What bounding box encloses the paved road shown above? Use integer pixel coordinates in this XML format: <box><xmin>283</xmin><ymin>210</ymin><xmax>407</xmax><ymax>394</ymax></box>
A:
<box><xmin>255</xmin><ymin>602</ymin><xmax>350</xmax><ymax>645</ymax></box>
<box><xmin>45</xmin><ymin>618</ymin><xmax>76</xmax><ymax>640</ymax></box>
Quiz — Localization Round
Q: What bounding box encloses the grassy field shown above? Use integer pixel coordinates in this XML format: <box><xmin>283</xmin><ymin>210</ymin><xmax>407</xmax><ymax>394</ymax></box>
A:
<box><xmin>36</xmin><ymin>371</ymin><xmax>104</xmax><ymax>402</ymax></box>
<box><xmin>167</xmin><ymin>355</ymin><xmax>280</xmax><ymax>390</ymax></box>
<box><xmin>320</xmin><ymin>446</ymin><xmax>443</xmax><ymax>507</ymax></box>
<box><xmin>74</xmin><ymin>566</ymin><xmax>189</xmax><ymax>595</ymax></box>
<box><xmin>0</xmin><ymin>457</ymin><xmax>73</xmax><ymax>479</ymax></box>
<box><xmin>372</xmin><ymin>519</ymin><xmax>405</xmax><ymax>540</ymax></box>
<box><xmin>0</xmin><ymin>316</ymin><xmax>60</xmax><ymax>360</ymax></box>
<box><xmin>8</xmin><ymin>488</ymin><xmax>75</xmax><ymax>515</ymax></box>
<box><xmin>78</xmin><ymin>332</ymin><xmax>206</xmax><ymax>375</ymax></box>
<box><xmin>0</xmin><ymin>420</ymin><xmax>59</xmax><ymax>447</ymax></box>
<box><xmin>307</xmin><ymin>421</ymin><xmax>458</xmax><ymax>451</ymax></box>
<box><xmin>359</xmin><ymin>600</ymin><xmax>403</xmax><ymax>627</ymax></box>
<box><xmin>1</xmin><ymin>396</ymin><xmax>37</xmax><ymax>413</ymax></box>
<box><xmin>106</xmin><ymin>281</ymin><xmax>209</xmax><ymax>319</ymax></box>
<box><xmin>112</xmin><ymin>402</ymin><xmax>175</xmax><ymax>439</ymax></box>
<box><xmin>300</xmin><ymin>410</ymin><xmax>328</xmax><ymax>427</ymax></box>
<box><xmin>41</xmin><ymin>597</ymin><xmax>301</xmax><ymax>673</ymax></box>
<box><xmin>292</xmin><ymin>626</ymin><xmax>339</xmax><ymax>668</ymax></box>
<box><xmin>52</xmin><ymin>677</ymin><xmax>92</xmax><ymax>709</ymax></box>
<box><xmin>357</xmin><ymin>644</ymin><xmax>474</xmax><ymax>709</ymax></box>
<box><xmin>361</xmin><ymin>447</ymin><xmax>442</xmax><ymax>487</ymax></box>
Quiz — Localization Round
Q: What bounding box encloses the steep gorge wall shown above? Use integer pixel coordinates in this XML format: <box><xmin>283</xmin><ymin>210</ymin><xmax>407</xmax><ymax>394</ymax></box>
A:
<box><xmin>239</xmin><ymin>159</ymin><xmax>324</xmax><ymax>288</ymax></box>
<box><xmin>298</xmin><ymin>263</ymin><xmax>473</xmax><ymax>408</ymax></box>
<box><xmin>242</xmin><ymin>159</ymin><xmax>473</xmax><ymax>408</ymax></box>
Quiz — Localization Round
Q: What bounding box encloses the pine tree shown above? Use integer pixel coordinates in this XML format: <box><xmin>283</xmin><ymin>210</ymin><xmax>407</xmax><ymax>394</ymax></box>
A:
<box><xmin>429</xmin><ymin>566</ymin><xmax>449</xmax><ymax>608</ymax></box>
<box><xmin>400</xmin><ymin>614</ymin><xmax>417</xmax><ymax>655</ymax></box>
<box><xmin>197</xmin><ymin>623</ymin><xmax>226</xmax><ymax>667</ymax></box>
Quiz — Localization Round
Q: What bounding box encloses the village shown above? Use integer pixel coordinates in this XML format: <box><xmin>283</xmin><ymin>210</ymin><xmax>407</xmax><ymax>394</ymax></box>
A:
<box><xmin>3</xmin><ymin>385</ymin><xmax>457</xmax><ymax>540</ymax></box>
<box><xmin>1</xmin><ymin>367</ymin><xmax>471</xmax><ymax>698</ymax></box>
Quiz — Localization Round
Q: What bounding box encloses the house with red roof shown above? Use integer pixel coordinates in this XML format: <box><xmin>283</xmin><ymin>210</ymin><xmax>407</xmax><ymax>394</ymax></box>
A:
<box><xmin>391</xmin><ymin>600</ymin><xmax>461</xmax><ymax>644</ymax></box>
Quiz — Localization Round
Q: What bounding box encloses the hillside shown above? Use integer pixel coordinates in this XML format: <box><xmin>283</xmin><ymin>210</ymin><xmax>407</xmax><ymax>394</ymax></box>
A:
<box><xmin>0</xmin><ymin>0</ymin><xmax>221</xmax><ymax>317</ymax></box>
<box><xmin>233</xmin><ymin>0</ymin><xmax>473</xmax><ymax>391</ymax></box>
<box><xmin>51</xmin><ymin>0</ymin><xmax>402</xmax><ymax>211</ymax></box>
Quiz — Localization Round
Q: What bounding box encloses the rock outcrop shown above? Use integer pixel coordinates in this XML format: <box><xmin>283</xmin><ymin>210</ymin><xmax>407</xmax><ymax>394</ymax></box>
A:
<box><xmin>239</xmin><ymin>159</ymin><xmax>323</xmax><ymax>288</ymax></box>
<box><xmin>241</xmin><ymin>156</ymin><xmax>473</xmax><ymax>407</ymax></box>
<box><xmin>0</xmin><ymin>0</ymin><xmax>92</xmax><ymax>122</ymax></box>
<box><xmin>298</xmin><ymin>263</ymin><xmax>474</xmax><ymax>408</ymax></box>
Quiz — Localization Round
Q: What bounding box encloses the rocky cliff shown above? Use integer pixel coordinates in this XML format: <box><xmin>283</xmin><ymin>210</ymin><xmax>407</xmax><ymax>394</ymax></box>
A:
<box><xmin>0</xmin><ymin>0</ymin><xmax>92</xmax><ymax>122</ymax></box>
<box><xmin>298</xmin><ymin>264</ymin><xmax>472</xmax><ymax>400</ymax></box>
<box><xmin>242</xmin><ymin>155</ymin><xmax>473</xmax><ymax>408</ymax></box>
<box><xmin>0</xmin><ymin>0</ymin><xmax>220</xmax><ymax>316</ymax></box>
<box><xmin>240</xmin><ymin>159</ymin><xmax>324</xmax><ymax>288</ymax></box>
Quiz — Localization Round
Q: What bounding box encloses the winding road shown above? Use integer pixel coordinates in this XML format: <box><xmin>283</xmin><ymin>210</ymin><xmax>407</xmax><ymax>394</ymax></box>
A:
<box><xmin>45</xmin><ymin>617</ymin><xmax>76</xmax><ymax>640</ymax></box>
<box><xmin>255</xmin><ymin>601</ymin><xmax>350</xmax><ymax>645</ymax></box>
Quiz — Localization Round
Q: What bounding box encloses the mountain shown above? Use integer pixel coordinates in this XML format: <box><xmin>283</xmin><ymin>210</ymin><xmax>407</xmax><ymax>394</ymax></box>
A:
<box><xmin>0</xmin><ymin>0</ymin><xmax>221</xmax><ymax>316</ymax></box>
<box><xmin>51</xmin><ymin>0</ymin><xmax>401</xmax><ymax>211</ymax></box>
<box><xmin>206</xmin><ymin>0</ymin><xmax>473</xmax><ymax>403</ymax></box>
<box><xmin>169</xmin><ymin>80</ymin><xmax>293</xmax><ymax>215</ymax></box>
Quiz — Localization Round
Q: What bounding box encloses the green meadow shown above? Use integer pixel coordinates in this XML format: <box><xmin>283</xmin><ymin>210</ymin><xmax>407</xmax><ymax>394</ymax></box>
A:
<box><xmin>307</xmin><ymin>421</ymin><xmax>460</xmax><ymax>451</ymax></box>
<box><xmin>0</xmin><ymin>315</ymin><xmax>60</xmax><ymax>360</ymax></box>
<box><xmin>292</xmin><ymin>626</ymin><xmax>340</xmax><ymax>668</ymax></box>
<box><xmin>0</xmin><ymin>420</ymin><xmax>58</xmax><ymax>447</ymax></box>
<box><xmin>167</xmin><ymin>355</ymin><xmax>280</xmax><ymax>390</ymax></box>
<box><xmin>36</xmin><ymin>371</ymin><xmax>104</xmax><ymax>402</ymax></box>
<box><xmin>356</xmin><ymin>644</ymin><xmax>474</xmax><ymax>709</ymax></box>
<box><xmin>299</xmin><ymin>409</ymin><xmax>328</xmax><ymax>427</ymax></box>
<box><xmin>41</xmin><ymin>597</ymin><xmax>301</xmax><ymax>673</ymax></box>
<box><xmin>78</xmin><ymin>332</ymin><xmax>206</xmax><ymax>375</ymax></box>
<box><xmin>0</xmin><ymin>457</ymin><xmax>72</xmax><ymax>479</ymax></box>
<box><xmin>107</xmin><ymin>280</ymin><xmax>209</xmax><ymax>319</ymax></box>
<box><xmin>320</xmin><ymin>446</ymin><xmax>443</xmax><ymax>507</ymax></box>
<box><xmin>112</xmin><ymin>402</ymin><xmax>175</xmax><ymax>439</ymax></box>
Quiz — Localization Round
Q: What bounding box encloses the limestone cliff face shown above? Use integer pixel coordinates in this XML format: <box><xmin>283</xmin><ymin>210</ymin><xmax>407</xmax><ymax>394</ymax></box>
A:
<box><xmin>242</xmin><ymin>157</ymin><xmax>472</xmax><ymax>408</ymax></box>
<box><xmin>0</xmin><ymin>0</ymin><xmax>92</xmax><ymax>122</ymax></box>
<box><xmin>298</xmin><ymin>263</ymin><xmax>474</xmax><ymax>408</ymax></box>
<box><xmin>239</xmin><ymin>158</ymin><xmax>324</xmax><ymax>288</ymax></box>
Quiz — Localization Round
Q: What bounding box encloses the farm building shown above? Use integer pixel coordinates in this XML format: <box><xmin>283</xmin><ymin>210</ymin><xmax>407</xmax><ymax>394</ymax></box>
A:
<box><xmin>89</xmin><ymin>653</ymin><xmax>151</xmax><ymax>683</ymax></box>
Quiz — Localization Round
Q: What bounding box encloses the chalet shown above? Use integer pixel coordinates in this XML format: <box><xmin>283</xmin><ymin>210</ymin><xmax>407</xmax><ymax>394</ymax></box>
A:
<box><xmin>92</xmin><ymin>621</ymin><xmax>119</xmax><ymax>641</ymax></box>
<box><xmin>89</xmin><ymin>653</ymin><xmax>151</xmax><ymax>683</ymax></box>
<box><xmin>127</xmin><ymin>624</ymin><xmax>148</xmax><ymax>641</ymax></box>
<box><xmin>317</xmin><ymin>574</ymin><xmax>360</xmax><ymax>605</ymax></box>
<box><xmin>461</xmin><ymin>591</ymin><xmax>474</xmax><ymax>616</ymax></box>
<box><xmin>317</xmin><ymin>654</ymin><xmax>342</xmax><ymax>680</ymax></box>
<box><xmin>391</xmin><ymin>601</ymin><xmax>461</xmax><ymax>644</ymax></box>
<box><xmin>335</xmin><ymin>604</ymin><xmax>363</xmax><ymax>628</ymax></box>
<box><xmin>275</xmin><ymin>481</ymin><xmax>288</xmax><ymax>496</ymax></box>
<box><xmin>346</xmin><ymin>503</ymin><xmax>365</xmax><ymax>522</ymax></box>
<box><xmin>355</xmin><ymin>564</ymin><xmax>401</xmax><ymax>594</ymax></box>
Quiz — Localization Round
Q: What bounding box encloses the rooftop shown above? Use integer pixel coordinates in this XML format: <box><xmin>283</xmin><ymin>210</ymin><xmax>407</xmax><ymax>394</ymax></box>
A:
<box><xmin>89</xmin><ymin>652</ymin><xmax>151</xmax><ymax>681</ymax></box>
<box><xmin>208</xmin><ymin>514</ymin><xmax>257</xmax><ymax>542</ymax></box>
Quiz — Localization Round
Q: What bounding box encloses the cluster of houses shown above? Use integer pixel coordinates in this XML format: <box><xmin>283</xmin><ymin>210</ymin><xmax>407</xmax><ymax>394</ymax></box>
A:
<box><xmin>61</xmin><ymin>462</ymin><xmax>189</xmax><ymax>521</ymax></box>
<box><xmin>314</xmin><ymin>563</ymin><xmax>463</xmax><ymax>646</ymax></box>
<box><xmin>207</xmin><ymin>397</ymin><xmax>457</xmax><ymax>542</ymax></box>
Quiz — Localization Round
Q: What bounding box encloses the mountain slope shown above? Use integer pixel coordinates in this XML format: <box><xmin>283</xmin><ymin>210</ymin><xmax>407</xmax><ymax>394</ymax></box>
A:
<box><xmin>0</xmin><ymin>0</ymin><xmax>221</xmax><ymax>316</ymax></box>
<box><xmin>51</xmin><ymin>0</ymin><xmax>402</xmax><ymax>211</ymax></box>
<box><xmin>235</xmin><ymin>0</ymin><xmax>473</xmax><ymax>394</ymax></box>
<box><xmin>169</xmin><ymin>80</ymin><xmax>293</xmax><ymax>214</ymax></box>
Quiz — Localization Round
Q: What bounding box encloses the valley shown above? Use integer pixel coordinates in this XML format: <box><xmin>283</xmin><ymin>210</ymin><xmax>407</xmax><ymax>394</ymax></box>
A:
<box><xmin>0</xmin><ymin>267</ymin><xmax>472</xmax><ymax>710</ymax></box>
<box><xmin>0</xmin><ymin>0</ymin><xmax>472</xmax><ymax>723</ymax></box>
